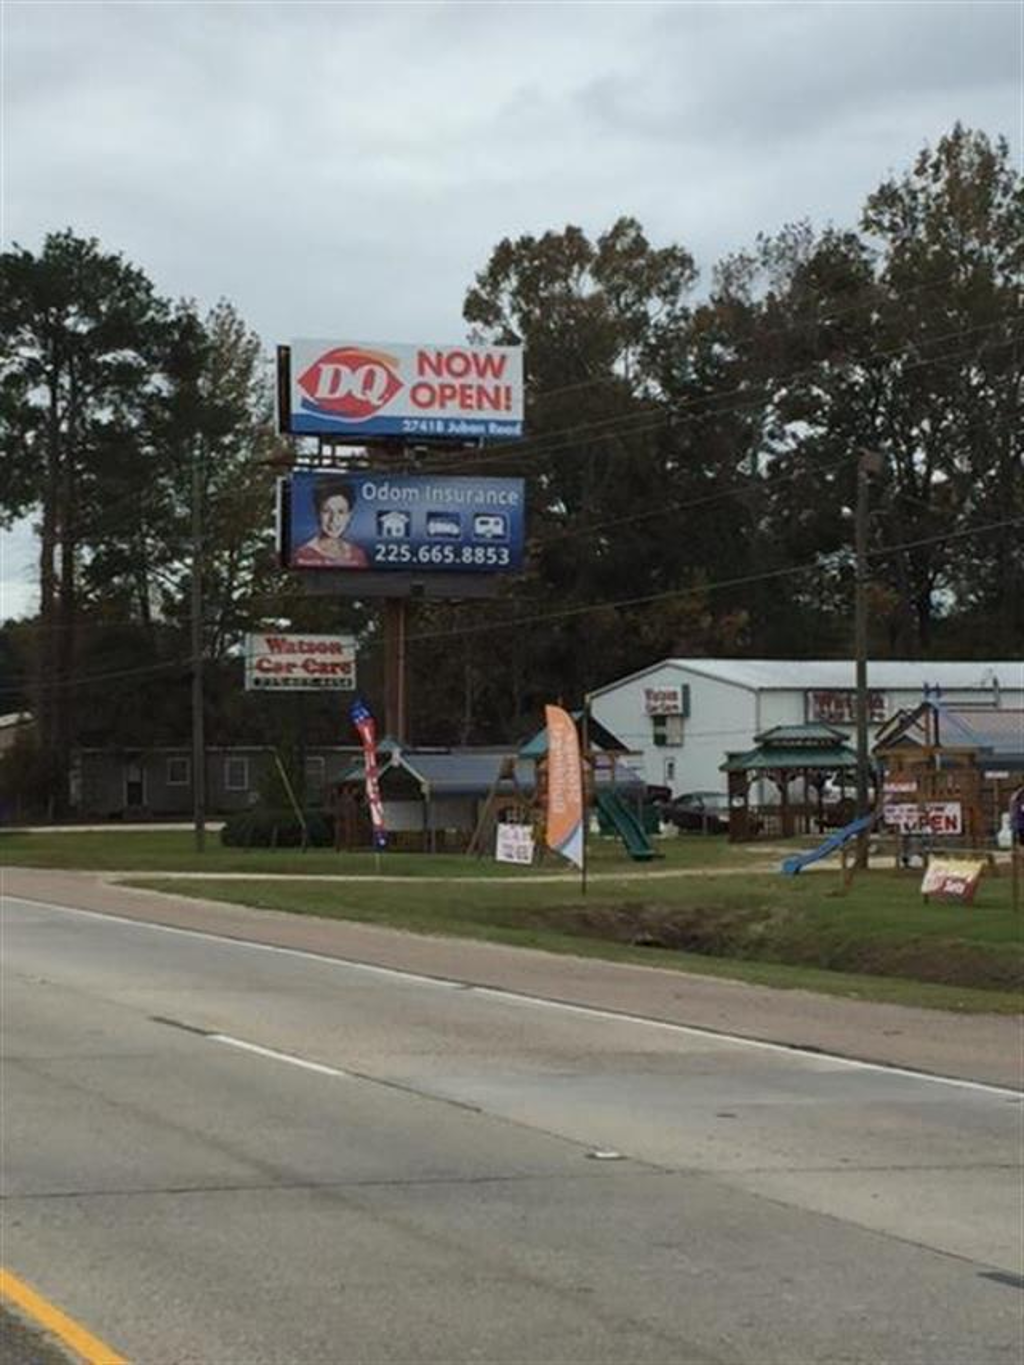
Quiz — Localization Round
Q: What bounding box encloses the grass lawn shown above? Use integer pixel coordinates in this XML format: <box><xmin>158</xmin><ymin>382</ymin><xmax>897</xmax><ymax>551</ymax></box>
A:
<box><xmin>5</xmin><ymin>827</ymin><xmax>1020</xmax><ymax>1012</ymax></box>
<box><xmin>0</xmin><ymin>827</ymin><xmax>756</xmax><ymax>875</ymax></box>
<box><xmin>125</xmin><ymin>862</ymin><xmax>1024</xmax><ymax>1013</ymax></box>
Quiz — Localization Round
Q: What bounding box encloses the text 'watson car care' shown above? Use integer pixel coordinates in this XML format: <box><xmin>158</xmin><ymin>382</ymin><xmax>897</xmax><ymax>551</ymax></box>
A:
<box><xmin>283</xmin><ymin>340</ymin><xmax>524</xmax><ymax>441</ymax></box>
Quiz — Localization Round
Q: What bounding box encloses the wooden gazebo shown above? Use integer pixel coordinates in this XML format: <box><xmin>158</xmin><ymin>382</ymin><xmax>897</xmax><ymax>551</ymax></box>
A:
<box><xmin>721</xmin><ymin>724</ymin><xmax>859</xmax><ymax>841</ymax></box>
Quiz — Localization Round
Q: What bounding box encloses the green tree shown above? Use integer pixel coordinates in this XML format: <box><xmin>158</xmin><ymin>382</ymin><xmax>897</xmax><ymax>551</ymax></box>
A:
<box><xmin>0</xmin><ymin>230</ymin><xmax>171</xmax><ymax>812</ymax></box>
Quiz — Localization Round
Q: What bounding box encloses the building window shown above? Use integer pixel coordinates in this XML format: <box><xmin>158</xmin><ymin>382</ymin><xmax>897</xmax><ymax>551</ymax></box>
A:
<box><xmin>652</xmin><ymin>714</ymin><xmax>684</xmax><ymax>747</ymax></box>
<box><xmin>224</xmin><ymin>756</ymin><xmax>250</xmax><ymax>792</ymax></box>
<box><xmin>166</xmin><ymin>757</ymin><xmax>190</xmax><ymax>787</ymax></box>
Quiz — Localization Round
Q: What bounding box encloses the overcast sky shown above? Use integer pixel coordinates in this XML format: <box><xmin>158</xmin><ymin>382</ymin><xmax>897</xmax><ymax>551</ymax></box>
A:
<box><xmin>1</xmin><ymin>0</ymin><xmax>1021</xmax><ymax>619</ymax></box>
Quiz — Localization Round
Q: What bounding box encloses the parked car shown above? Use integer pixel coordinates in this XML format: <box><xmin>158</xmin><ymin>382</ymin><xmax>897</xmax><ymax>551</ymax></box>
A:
<box><xmin>658</xmin><ymin>790</ymin><xmax>731</xmax><ymax>834</ymax></box>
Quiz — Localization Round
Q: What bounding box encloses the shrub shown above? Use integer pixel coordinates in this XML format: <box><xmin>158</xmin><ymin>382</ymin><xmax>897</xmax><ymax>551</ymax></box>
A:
<box><xmin>220</xmin><ymin>807</ymin><xmax>333</xmax><ymax>849</ymax></box>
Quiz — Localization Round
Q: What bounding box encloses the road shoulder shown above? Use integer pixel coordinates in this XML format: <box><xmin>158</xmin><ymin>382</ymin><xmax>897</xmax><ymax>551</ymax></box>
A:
<box><xmin>3</xmin><ymin>865</ymin><xmax>1021</xmax><ymax>1089</ymax></box>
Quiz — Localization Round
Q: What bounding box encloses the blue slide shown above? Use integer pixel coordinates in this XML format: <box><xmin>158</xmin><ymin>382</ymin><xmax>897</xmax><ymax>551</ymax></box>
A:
<box><xmin>781</xmin><ymin>814</ymin><xmax>874</xmax><ymax>876</ymax></box>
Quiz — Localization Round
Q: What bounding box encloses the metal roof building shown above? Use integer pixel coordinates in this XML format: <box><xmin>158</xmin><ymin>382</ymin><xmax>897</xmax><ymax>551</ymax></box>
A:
<box><xmin>589</xmin><ymin>657</ymin><xmax>1024</xmax><ymax>800</ymax></box>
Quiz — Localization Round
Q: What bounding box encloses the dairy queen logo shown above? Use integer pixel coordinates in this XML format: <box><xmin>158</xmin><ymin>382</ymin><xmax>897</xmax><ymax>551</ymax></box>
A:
<box><xmin>297</xmin><ymin>346</ymin><xmax>404</xmax><ymax>420</ymax></box>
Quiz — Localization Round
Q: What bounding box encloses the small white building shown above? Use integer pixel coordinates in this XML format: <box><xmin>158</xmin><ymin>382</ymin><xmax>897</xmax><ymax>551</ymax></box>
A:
<box><xmin>588</xmin><ymin>659</ymin><xmax>1024</xmax><ymax>798</ymax></box>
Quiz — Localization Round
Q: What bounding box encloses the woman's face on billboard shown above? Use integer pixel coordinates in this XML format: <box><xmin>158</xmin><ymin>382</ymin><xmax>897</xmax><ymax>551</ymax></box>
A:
<box><xmin>319</xmin><ymin>493</ymin><xmax>353</xmax><ymax>539</ymax></box>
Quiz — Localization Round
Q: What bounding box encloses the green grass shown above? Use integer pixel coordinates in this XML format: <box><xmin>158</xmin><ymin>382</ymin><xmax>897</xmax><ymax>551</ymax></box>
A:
<box><xmin>0</xmin><ymin>827</ymin><xmax>758</xmax><ymax>875</ymax></box>
<box><xmin>124</xmin><ymin>864</ymin><xmax>1024</xmax><ymax>1013</ymax></box>
<box><xmin>6</xmin><ymin>827</ymin><xmax>1020</xmax><ymax>1012</ymax></box>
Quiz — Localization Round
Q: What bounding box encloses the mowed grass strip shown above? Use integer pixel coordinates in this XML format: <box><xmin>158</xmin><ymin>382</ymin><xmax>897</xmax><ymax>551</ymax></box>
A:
<box><xmin>0</xmin><ymin>828</ymin><xmax>755</xmax><ymax>875</ymax></box>
<box><xmin>125</xmin><ymin>866</ymin><xmax>1024</xmax><ymax>1014</ymax></box>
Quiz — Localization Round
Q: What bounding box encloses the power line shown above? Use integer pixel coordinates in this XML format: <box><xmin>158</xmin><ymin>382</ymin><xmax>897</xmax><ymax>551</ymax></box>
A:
<box><xmin>453</xmin><ymin>265</ymin><xmax>1012</xmax><ymax>419</ymax></box>
<box><xmin>421</xmin><ymin>313</ymin><xmax>1022</xmax><ymax>475</ymax></box>
<box><xmin>395</xmin><ymin>515</ymin><xmax>1024</xmax><ymax>647</ymax></box>
<box><xmin>0</xmin><ymin>656</ymin><xmax>192</xmax><ymax>697</ymax></box>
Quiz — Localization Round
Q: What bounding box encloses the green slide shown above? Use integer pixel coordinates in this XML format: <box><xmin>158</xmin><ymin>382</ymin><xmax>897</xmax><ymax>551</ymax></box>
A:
<box><xmin>595</xmin><ymin>790</ymin><xmax>658</xmax><ymax>861</ymax></box>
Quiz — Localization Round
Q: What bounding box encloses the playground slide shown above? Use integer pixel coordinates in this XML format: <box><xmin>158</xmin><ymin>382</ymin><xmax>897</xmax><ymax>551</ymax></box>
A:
<box><xmin>595</xmin><ymin>790</ymin><xmax>658</xmax><ymax>861</ymax></box>
<box><xmin>781</xmin><ymin>814</ymin><xmax>874</xmax><ymax>876</ymax></box>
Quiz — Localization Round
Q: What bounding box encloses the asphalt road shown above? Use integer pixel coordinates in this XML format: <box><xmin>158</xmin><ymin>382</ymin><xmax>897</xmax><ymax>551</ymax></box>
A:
<box><xmin>2</xmin><ymin>891</ymin><xmax>1022</xmax><ymax>1363</ymax></box>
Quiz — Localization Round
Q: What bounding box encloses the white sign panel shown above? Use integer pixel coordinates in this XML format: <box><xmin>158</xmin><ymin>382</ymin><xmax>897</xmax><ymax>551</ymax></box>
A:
<box><xmin>495</xmin><ymin>822</ymin><xmax>535</xmax><ymax>866</ymax></box>
<box><xmin>882</xmin><ymin>801</ymin><xmax>963</xmax><ymax>835</ymax></box>
<box><xmin>286</xmin><ymin>340</ymin><xmax>524</xmax><ymax>442</ymax></box>
<box><xmin>244</xmin><ymin>633</ymin><xmax>357</xmax><ymax>691</ymax></box>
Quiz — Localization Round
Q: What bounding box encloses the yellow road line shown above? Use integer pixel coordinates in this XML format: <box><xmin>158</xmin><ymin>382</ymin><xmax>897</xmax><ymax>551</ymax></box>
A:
<box><xmin>0</xmin><ymin>1268</ymin><xmax>128</xmax><ymax>1365</ymax></box>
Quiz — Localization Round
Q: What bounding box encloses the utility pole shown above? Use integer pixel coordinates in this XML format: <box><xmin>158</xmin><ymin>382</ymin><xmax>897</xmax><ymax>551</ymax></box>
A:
<box><xmin>191</xmin><ymin>441</ymin><xmax>206</xmax><ymax>853</ymax></box>
<box><xmin>382</xmin><ymin>598</ymin><xmax>408</xmax><ymax>744</ymax></box>
<box><xmin>854</xmin><ymin>449</ymin><xmax>884</xmax><ymax>869</ymax></box>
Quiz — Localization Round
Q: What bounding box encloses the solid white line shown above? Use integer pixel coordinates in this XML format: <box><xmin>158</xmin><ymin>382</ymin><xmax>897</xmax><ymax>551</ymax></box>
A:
<box><xmin>209</xmin><ymin>1033</ymin><xmax>351</xmax><ymax>1078</ymax></box>
<box><xmin>5</xmin><ymin>895</ymin><xmax>1021</xmax><ymax>1099</ymax></box>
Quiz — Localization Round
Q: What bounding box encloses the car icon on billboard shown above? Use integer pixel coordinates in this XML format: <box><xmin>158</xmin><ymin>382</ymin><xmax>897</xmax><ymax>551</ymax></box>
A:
<box><xmin>426</xmin><ymin>513</ymin><xmax>461</xmax><ymax>538</ymax></box>
<box><xmin>473</xmin><ymin>513</ymin><xmax>507</xmax><ymax>540</ymax></box>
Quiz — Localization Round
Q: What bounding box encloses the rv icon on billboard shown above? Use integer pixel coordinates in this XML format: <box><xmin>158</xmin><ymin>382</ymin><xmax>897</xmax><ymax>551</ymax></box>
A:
<box><xmin>473</xmin><ymin>513</ymin><xmax>507</xmax><ymax>540</ymax></box>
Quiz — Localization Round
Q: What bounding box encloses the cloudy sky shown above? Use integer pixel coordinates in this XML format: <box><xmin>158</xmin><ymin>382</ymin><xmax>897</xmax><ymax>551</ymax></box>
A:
<box><xmin>1</xmin><ymin>0</ymin><xmax>1020</xmax><ymax>617</ymax></box>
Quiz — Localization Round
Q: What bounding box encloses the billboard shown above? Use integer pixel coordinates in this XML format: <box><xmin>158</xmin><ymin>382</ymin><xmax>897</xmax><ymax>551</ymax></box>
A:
<box><xmin>244</xmin><ymin>633</ymin><xmax>357</xmax><ymax>691</ymax></box>
<box><xmin>283</xmin><ymin>472</ymin><xmax>525</xmax><ymax>574</ymax></box>
<box><xmin>281</xmin><ymin>340</ymin><xmax>524</xmax><ymax>441</ymax></box>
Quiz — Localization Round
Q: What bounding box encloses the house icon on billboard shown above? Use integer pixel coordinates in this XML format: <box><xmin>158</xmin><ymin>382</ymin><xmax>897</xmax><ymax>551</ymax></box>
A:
<box><xmin>377</xmin><ymin>511</ymin><xmax>411</xmax><ymax>539</ymax></box>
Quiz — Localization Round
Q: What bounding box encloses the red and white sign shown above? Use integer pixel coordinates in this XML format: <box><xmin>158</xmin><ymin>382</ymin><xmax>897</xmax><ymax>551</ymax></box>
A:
<box><xmin>644</xmin><ymin>686</ymin><xmax>684</xmax><ymax>717</ymax></box>
<box><xmin>805</xmin><ymin>689</ymin><xmax>887</xmax><ymax>725</ymax></box>
<box><xmin>287</xmin><ymin>340</ymin><xmax>524</xmax><ymax>440</ymax></box>
<box><xmin>244</xmin><ymin>633</ymin><xmax>356</xmax><ymax>691</ymax></box>
<box><xmin>883</xmin><ymin>801</ymin><xmax>963</xmax><ymax>834</ymax></box>
<box><xmin>921</xmin><ymin>858</ymin><xmax>984</xmax><ymax>903</ymax></box>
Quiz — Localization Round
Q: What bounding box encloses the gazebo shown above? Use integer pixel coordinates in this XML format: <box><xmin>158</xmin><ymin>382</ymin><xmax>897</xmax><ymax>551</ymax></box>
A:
<box><xmin>721</xmin><ymin>723</ymin><xmax>859</xmax><ymax>841</ymax></box>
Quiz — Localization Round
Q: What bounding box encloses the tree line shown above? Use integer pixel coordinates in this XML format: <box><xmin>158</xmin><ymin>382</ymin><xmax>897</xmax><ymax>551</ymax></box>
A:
<box><xmin>1</xmin><ymin>124</ymin><xmax>1021</xmax><ymax>813</ymax></box>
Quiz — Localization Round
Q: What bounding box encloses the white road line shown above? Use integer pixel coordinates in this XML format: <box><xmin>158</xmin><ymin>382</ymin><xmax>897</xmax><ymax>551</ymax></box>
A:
<box><xmin>210</xmin><ymin>1033</ymin><xmax>351</xmax><ymax>1078</ymax></box>
<box><xmin>5</xmin><ymin>895</ymin><xmax>1021</xmax><ymax>1099</ymax></box>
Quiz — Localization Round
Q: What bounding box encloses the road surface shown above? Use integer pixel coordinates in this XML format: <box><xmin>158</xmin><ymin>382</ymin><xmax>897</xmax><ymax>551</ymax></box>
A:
<box><xmin>2</xmin><ymin>882</ymin><xmax>1021</xmax><ymax>1363</ymax></box>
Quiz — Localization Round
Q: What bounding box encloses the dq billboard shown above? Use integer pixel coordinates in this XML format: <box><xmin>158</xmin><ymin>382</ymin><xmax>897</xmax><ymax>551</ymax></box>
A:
<box><xmin>244</xmin><ymin>633</ymin><xmax>357</xmax><ymax>691</ymax></box>
<box><xmin>283</xmin><ymin>472</ymin><xmax>525</xmax><ymax>574</ymax></box>
<box><xmin>281</xmin><ymin>340</ymin><xmax>524</xmax><ymax>441</ymax></box>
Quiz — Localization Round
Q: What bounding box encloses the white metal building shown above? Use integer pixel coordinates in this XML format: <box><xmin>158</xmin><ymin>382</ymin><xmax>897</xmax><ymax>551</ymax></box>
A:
<box><xmin>588</xmin><ymin>659</ymin><xmax>1024</xmax><ymax>798</ymax></box>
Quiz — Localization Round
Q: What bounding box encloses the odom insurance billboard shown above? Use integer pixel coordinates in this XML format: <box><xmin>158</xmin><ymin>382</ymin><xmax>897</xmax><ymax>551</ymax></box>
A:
<box><xmin>282</xmin><ymin>472</ymin><xmax>525</xmax><ymax>573</ymax></box>
<box><xmin>280</xmin><ymin>340</ymin><xmax>524</xmax><ymax>441</ymax></box>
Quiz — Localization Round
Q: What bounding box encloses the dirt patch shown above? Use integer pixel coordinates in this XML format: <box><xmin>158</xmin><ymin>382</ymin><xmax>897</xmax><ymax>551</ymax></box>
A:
<box><xmin>535</xmin><ymin>902</ymin><xmax>1023</xmax><ymax>993</ymax></box>
<box><xmin>536</xmin><ymin>902</ymin><xmax>775</xmax><ymax>956</ymax></box>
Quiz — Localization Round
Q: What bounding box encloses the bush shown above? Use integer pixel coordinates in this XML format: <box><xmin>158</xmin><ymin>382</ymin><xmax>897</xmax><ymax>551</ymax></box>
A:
<box><xmin>220</xmin><ymin>808</ymin><xmax>334</xmax><ymax>849</ymax></box>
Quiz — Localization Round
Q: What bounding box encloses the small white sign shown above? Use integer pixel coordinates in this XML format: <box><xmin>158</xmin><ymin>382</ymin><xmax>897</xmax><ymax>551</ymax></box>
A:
<box><xmin>496</xmin><ymin>822</ymin><xmax>535</xmax><ymax>866</ymax></box>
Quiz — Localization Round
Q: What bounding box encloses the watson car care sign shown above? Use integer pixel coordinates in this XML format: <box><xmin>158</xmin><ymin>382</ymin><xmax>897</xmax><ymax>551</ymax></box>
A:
<box><xmin>244</xmin><ymin>633</ymin><xmax>356</xmax><ymax>691</ymax></box>
<box><xmin>285</xmin><ymin>340</ymin><xmax>524</xmax><ymax>441</ymax></box>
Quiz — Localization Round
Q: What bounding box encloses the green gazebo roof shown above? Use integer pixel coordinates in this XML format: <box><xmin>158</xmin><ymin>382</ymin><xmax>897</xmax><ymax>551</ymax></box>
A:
<box><xmin>721</xmin><ymin>723</ymin><xmax>858</xmax><ymax>773</ymax></box>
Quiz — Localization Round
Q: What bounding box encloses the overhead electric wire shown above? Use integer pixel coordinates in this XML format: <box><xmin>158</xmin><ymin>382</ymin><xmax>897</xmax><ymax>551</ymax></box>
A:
<box><xmin>392</xmin><ymin>514</ymin><xmax>1024</xmax><ymax>648</ymax></box>
<box><xmin>9</xmin><ymin>515</ymin><xmax>1019</xmax><ymax>696</ymax></box>
<box><xmin>444</xmin><ymin>265</ymin><xmax>1016</xmax><ymax>425</ymax></box>
<box><xmin>422</xmin><ymin>313</ymin><xmax>1023</xmax><ymax>474</ymax></box>
<box><xmin>0</xmin><ymin>655</ymin><xmax>193</xmax><ymax>697</ymax></box>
